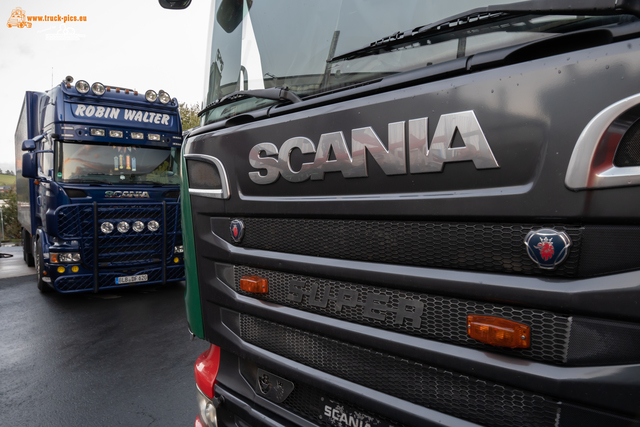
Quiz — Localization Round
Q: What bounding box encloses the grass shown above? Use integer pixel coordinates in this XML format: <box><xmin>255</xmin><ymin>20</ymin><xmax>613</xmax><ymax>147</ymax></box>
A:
<box><xmin>0</xmin><ymin>174</ymin><xmax>16</xmax><ymax>186</ymax></box>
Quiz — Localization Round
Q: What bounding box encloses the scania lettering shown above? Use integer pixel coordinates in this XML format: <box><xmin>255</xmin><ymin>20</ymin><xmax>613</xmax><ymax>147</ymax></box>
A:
<box><xmin>15</xmin><ymin>76</ymin><xmax>185</xmax><ymax>293</ymax></box>
<box><xmin>249</xmin><ymin>111</ymin><xmax>499</xmax><ymax>184</ymax></box>
<box><xmin>104</xmin><ymin>191</ymin><xmax>151</xmax><ymax>198</ymax></box>
<box><xmin>162</xmin><ymin>1</ymin><xmax>640</xmax><ymax>426</ymax></box>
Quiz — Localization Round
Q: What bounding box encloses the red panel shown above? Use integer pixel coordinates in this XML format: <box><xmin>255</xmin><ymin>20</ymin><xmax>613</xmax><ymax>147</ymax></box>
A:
<box><xmin>194</xmin><ymin>344</ymin><xmax>221</xmax><ymax>399</ymax></box>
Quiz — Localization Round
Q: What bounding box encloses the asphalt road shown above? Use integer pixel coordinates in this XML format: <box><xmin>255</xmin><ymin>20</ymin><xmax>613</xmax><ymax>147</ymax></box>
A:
<box><xmin>0</xmin><ymin>270</ymin><xmax>209</xmax><ymax>426</ymax></box>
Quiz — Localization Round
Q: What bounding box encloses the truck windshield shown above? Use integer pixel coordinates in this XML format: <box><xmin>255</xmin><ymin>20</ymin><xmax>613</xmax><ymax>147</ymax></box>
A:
<box><xmin>202</xmin><ymin>0</ymin><xmax>637</xmax><ymax>124</ymax></box>
<box><xmin>57</xmin><ymin>141</ymin><xmax>181</xmax><ymax>185</ymax></box>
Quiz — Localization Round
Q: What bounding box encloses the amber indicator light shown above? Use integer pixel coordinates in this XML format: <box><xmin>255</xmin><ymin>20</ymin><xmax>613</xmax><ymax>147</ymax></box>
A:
<box><xmin>240</xmin><ymin>275</ymin><xmax>268</xmax><ymax>294</ymax></box>
<box><xmin>467</xmin><ymin>315</ymin><xmax>530</xmax><ymax>348</ymax></box>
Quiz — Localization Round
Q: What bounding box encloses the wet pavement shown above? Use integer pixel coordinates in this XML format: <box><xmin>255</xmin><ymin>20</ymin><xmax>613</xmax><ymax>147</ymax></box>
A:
<box><xmin>0</xmin><ymin>269</ymin><xmax>209</xmax><ymax>426</ymax></box>
<box><xmin>0</xmin><ymin>245</ymin><xmax>35</xmax><ymax>278</ymax></box>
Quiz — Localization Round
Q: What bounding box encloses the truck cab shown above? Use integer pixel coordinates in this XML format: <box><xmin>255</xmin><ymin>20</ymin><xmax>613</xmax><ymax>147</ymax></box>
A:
<box><xmin>163</xmin><ymin>1</ymin><xmax>640</xmax><ymax>426</ymax></box>
<box><xmin>15</xmin><ymin>77</ymin><xmax>185</xmax><ymax>293</ymax></box>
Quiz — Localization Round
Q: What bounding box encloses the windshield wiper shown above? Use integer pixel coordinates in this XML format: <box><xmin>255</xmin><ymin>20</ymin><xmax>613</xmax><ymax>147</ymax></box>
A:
<box><xmin>330</xmin><ymin>0</ymin><xmax>640</xmax><ymax>62</ymax></box>
<box><xmin>63</xmin><ymin>179</ymin><xmax>114</xmax><ymax>185</ymax></box>
<box><xmin>129</xmin><ymin>181</ymin><xmax>177</xmax><ymax>186</ymax></box>
<box><xmin>198</xmin><ymin>86</ymin><xmax>302</xmax><ymax>117</ymax></box>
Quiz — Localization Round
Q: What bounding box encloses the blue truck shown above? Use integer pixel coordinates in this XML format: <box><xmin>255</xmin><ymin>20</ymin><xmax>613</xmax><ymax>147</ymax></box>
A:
<box><xmin>15</xmin><ymin>76</ymin><xmax>185</xmax><ymax>293</ymax></box>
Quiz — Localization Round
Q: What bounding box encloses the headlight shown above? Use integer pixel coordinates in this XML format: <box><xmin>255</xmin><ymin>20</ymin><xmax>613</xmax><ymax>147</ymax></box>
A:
<box><xmin>91</xmin><ymin>129</ymin><xmax>106</xmax><ymax>137</ymax></box>
<box><xmin>158</xmin><ymin>90</ymin><xmax>171</xmax><ymax>104</ymax></box>
<box><xmin>148</xmin><ymin>134</ymin><xmax>160</xmax><ymax>141</ymax></box>
<box><xmin>132</xmin><ymin>221</ymin><xmax>145</xmax><ymax>233</ymax></box>
<box><xmin>131</xmin><ymin>132</ymin><xmax>144</xmax><ymax>140</ymax></box>
<box><xmin>174</xmin><ymin>245</ymin><xmax>184</xmax><ymax>254</ymax></box>
<box><xmin>147</xmin><ymin>221</ymin><xmax>160</xmax><ymax>232</ymax></box>
<box><xmin>145</xmin><ymin>90</ymin><xmax>157</xmax><ymax>102</ymax></box>
<box><xmin>92</xmin><ymin>82</ymin><xmax>106</xmax><ymax>95</ymax></box>
<box><xmin>50</xmin><ymin>253</ymin><xmax>81</xmax><ymax>263</ymax></box>
<box><xmin>117</xmin><ymin>221</ymin><xmax>130</xmax><ymax>233</ymax></box>
<box><xmin>101</xmin><ymin>222</ymin><xmax>114</xmax><ymax>234</ymax></box>
<box><xmin>109</xmin><ymin>130</ymin><xmax>123</xmax><ymax>138</ymax></box>
<box><xmin>196</xmin><ymin>388</ymin><xmax>218</xmax><ymax>427</ymax></box>
<box><xmin>75</xmin><ymin>80</ymin><xmax>90</xmax><ymax>94</ymax></box>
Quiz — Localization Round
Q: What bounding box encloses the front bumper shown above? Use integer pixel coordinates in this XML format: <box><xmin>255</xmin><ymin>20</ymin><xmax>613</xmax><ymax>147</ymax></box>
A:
<box><xmin>49</xmin><ymin>263</ymin><xmax>185</xmax><ymax>293</ymax></box>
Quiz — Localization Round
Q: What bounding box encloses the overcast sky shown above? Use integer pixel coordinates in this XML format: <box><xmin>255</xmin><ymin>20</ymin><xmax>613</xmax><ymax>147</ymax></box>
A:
<box><xmin>0</xmin><ymin>0</ymin><xmax>211</xmax><ymax>173</ymax></box>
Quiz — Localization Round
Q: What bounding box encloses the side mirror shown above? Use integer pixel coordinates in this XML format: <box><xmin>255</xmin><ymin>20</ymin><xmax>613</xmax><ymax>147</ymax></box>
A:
<box><xmin>22</xmin><ymin>152</ymin><xmax>38</xmax><ymax>179</ymax></box>
<box><xmin>216</xmin><ymin>0</ymin><xmax>253</xmax><ymax>33</ymax></box>
<box><xmin>22</xmin><ymin>134</ymin><xmax>45</xmax><ymax>151</ymax></box>
<box><xmin>158</xmin><ymin>0</ymin><xmax>191</xmax><ymax>9</ymax></box>
<box><xmin>22</xmin><ymin>139</ymin><xmax>35</xmax><ymax>151</ymax></box>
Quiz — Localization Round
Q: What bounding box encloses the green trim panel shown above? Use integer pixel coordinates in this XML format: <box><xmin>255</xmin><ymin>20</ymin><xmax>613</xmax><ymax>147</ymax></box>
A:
<box><xmin>180</xmin><ymin>144</ymin><xmax>205</xmax><ymax>339</ymax></box>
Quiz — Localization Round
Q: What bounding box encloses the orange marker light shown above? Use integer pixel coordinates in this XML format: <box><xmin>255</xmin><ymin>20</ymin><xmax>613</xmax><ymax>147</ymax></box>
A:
<box><xmin>467</xmin><ymin>315</ymin><xmax>530</xmax><ymax>348</ymax></box>
<box><xmin>240</xmin><ymin>275</ymin><xmax>268</xmax><ymax>294</ymax></box>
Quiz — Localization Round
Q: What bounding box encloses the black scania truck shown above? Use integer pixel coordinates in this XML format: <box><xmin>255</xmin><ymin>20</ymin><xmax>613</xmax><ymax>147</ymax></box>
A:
<box><xmin>164</xmin><ymin>0</ymin><xmax>640</xmax><ymax>426</ymax></box>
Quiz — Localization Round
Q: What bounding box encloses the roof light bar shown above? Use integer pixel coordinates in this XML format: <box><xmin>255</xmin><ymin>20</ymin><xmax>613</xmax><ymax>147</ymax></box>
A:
<box><xmin>91</xmin><ymin>82</ymin><xmax>106</xmax><ymax>96</ymax></box>
<box><xmin>145</xmin><ymin>90</ymin><xmax>157</xmax><ymax>102</ymax></box>
<box><xmin>75</xmin><ymin>80</ymin><xmax>90</xmax><ymax>94</ymax></box>
<box><xmin>158</xmin><ymin>90</ymin><xmax>171</xmax><ymax>104</ymax></box>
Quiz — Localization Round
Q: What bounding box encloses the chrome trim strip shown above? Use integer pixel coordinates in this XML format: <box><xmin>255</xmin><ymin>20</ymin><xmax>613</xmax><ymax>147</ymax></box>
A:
<box><xmin>566</xmin><ymin>92</ymin><xmax>640</xmax><ymax>190</ymax></box>
<box><xmin>185</xmin><ymin>153</ymin><xmax>231</xmax><ymax>200</ymax></box>
<box><xmin>237</xmin><ymin>182</ymin><xmax>533</xmax><ymax>202</ymax></box>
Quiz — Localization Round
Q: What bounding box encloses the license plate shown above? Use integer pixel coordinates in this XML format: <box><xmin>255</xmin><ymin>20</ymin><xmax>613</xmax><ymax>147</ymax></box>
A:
<box><xmin>115</xmin><ymin>274</ymin><xmax>148</xmax><ymax>285</ymax></box>
<box><xmin>318</xmin><ymin>397</ymin><xmax>393</xmax><ymax>427</ymax></box>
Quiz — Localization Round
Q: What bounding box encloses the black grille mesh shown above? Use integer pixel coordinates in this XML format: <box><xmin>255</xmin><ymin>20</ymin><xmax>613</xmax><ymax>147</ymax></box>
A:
<box><xmin>234</xmin><ymin>266</ymin><xmax>571</xmax><ymax>364</ymax></box>
<box><xmin>240</xmin><ymin>315</ymin><xmax>560</xmax><ymax>427</ymax></box>
<box><xmin>57</xmin><ymin>203</ymin><xmax>182</xmax><ymax>268</ymax></box>
<box><xmin>578</xmin><ymin>226</ymin><xmax>640</xmax><ymax>277</ymax></box>
<box><xmin>228</xmin><ymin>218</ymin><xmax>583</xmax><ymax>278</ymax></box>
<box><xmin>614</xmin><ymin>118</ymin><xmax>640</xmax><ymax>167</ymax></box>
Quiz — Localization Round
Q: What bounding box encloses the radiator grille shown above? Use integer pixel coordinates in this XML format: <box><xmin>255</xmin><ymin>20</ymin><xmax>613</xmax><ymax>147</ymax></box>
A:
<box><xmin>57</xmin><ymin>202</ymin><xmax>182</xmax><ymax>268</ymax></box>
<box><xmin>223</xmin><ymin>218</ymin><xmax>640</xmax><ymax>278</ymax></box>
<box><xmin>240</xmin><ymin>315</ymin><xmax>560</xmax><ymax>427</ymax></box>
<box><xmin>234</xmin><ymin>266</ymin><xmax>571</xmax><ymax>364</ymax></box>
<box><xmin>228</xmin><ymin>218</ymin><xmax>583</xmax><ymax>277</ymax></box>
